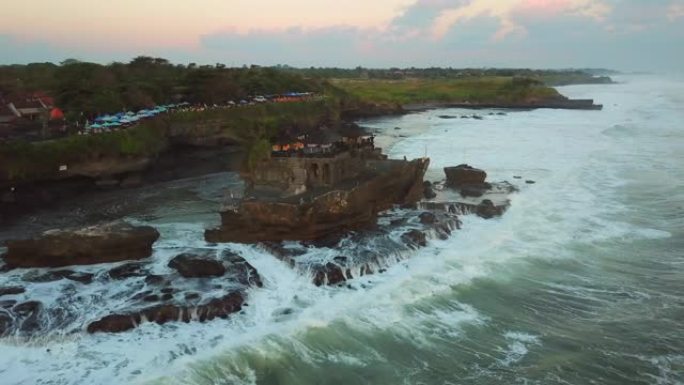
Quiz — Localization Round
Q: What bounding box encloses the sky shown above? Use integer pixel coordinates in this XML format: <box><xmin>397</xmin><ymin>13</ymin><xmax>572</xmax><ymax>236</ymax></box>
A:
<box><xmin>1</xmin><ymin>0</ymin><xmax>683</xmax><ymax>71</ymax></box>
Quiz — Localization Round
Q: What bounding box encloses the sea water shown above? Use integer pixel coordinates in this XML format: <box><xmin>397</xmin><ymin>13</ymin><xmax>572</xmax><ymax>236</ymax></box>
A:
<box><xmin>0</xmin><ymin>75</ymin><xmax>682</xmax><ymax>384</ymax></box>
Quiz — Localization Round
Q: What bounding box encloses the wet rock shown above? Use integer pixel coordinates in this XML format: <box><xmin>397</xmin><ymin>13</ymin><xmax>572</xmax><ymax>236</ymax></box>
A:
<box><xmin>401</xmin><ymin>230</ymin><xmax>427</xmax><ymax>248</ymax></box>
<box><xmin>439</xmin><ymin>115</ymin><xmax>457</xmax><ymax>119</ymax></box>
<box><xmin>0</xmin><ymin>310</ymin><xmax>13</xmax><ymax>336</ymax></box>
<box><xmin>3</xmin><ymin>222</ymin><xmax>160</xmax><ymax>268</ymax></box>
<box><xmin>160</xmin><ymin>288</ymin><xmax>176</xmax><ymax>294</ymax></box>
<box><xmin>0</xmin><ymin>286</ymin><xmax>25</xmax><ymax>297</ymax></box>
<box><xmin>444</xmin><ymin>165</ymin><xmax>487</xmax><ymax>188</ymax></box>
<box><xmin>120</xmin><ymin>174</ymin><xmax>143</xmax><ymax>188</ymax></box>
<box><xmin>472</xmin><ymin>115</ymin><xmax>483</xmax><ymax>120</ymax></box>
<box><xmin>458</xmin><ymin>183</ymin><xmax>491</xmax><ymax>198</ymax></box>
<box><xmin>0</xmin><ymin>300</ymin><xmax>17</xmax><ymax>309</ymax></box>
<box><xmin>423</xmin><ymin>181</ymin><xmax>437</xmax><ymax>199</ymax></box>
<box><xmin>161</xmin><ymin>293</ymin><xmax>174</xmax><ymax>301</ymax></box>
<box><xmin>333</xmin><ymin>256</ymin><xmax>349</xmax><ymax>265</ymax></box>
<box><xmin>390</xmin><ymin>218</ymin><xmax>408</xmax><ymax>227</ymax></box>
<box><xmin>23</xmin><ymin>270</ymin><xmax>93</xmax><ymax>284</ymax></box>
<box><xmin>169</xmin><ymin>252</ymin><xmax>226</xmax><ymax>278</ymax></box>
<box><xmin>221</xmin><ymin>251</ymin><xmax>263</xmax><ymax>287</ymax></box>
<box><xmin>143</xmin><ymin>294</ymin><xmax>160</xmax><ymax>302</ymax></box>
<box><xmin>513</xmin><ymin>175</ymin><xmax>522</xmax><ymax>179</ymax></box>
<box><xmin>86</xmin><ymin>314</ymin><xmax>139</xmax><ymax>334</ymax></box>
<box><xmin>109</xmin><ymin>262</ymin><xmax>148</xmax><ymax>280</ymax></box>
<box><xmin>394</xmin><ymin>126</ymin><xmax>401</xmax><ymax>130</ymax></box>
<box><xmin>526</xmin><ymin>180</ymin><xmax>536</xmax><ymax>184</ymax></box>
<box><xmin>419</xmin><ymin>212</ymin><xmax>437</xmax><ymax>225</ymax></box>
<box><xmin>87</xmin><ymin>291</ymin><xmax>244</xmax><ymax>334</ymax></box>
<box><xmin>312</xmin><ymin>263</ymin><xmax>347</xmax><ymax>286</ymax></box>
<box><xmin>476</xmin><ymin>199</ymin><xmax>504</xmax><ymax>219</ymax></box>
<box><xmin>144</xmin><ymin>275</ymin><xmax>167</xmax><ymax>286</ymax></box>
<box><xmin>13</xmin><ymin>301</ymin><xmax>43</xmax><ymax>333</ymax></box>
<box><xmin>131</xmin><ymin>291</ymin><xmax>153</xmax><ymax>301</ymax></box>
<box><xmin>184</xmin><ymin>292</ymin><xmax>200</xmax><ymax>300</ymax></box>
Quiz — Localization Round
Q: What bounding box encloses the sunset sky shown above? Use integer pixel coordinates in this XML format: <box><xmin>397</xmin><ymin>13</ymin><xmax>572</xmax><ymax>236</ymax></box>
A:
<box><xmin>1</xmin><ymin>0</ymin><xmax>683</xmax><ymax>70</ymax></box>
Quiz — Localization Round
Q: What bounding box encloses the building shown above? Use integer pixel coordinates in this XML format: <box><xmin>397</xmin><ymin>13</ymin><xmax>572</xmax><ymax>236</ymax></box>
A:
<box><xmin>251</xmin><ymin>126</ymin><xmax>384</xmax><ymax>196</ymax></box>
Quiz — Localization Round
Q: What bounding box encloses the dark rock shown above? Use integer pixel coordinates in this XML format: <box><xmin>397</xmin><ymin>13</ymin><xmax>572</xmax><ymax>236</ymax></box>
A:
<box><xmin>439</xmin><ymin>115</ymin><xmax>457</xmax><ymax>119</ymax></box>
<box><xmin>333</xmin><ymin>256</ymin><xmax>348</xmax><ymax>265</ymax></box>
<box><xmin>526</xmin><ymin>180</ymin><xmax>536</xmax><ymax>184</ymax></box>
<box><xmin>64</xmin><ymin>271</ymin><xmax>94</xmax><ymax>284</ymax></box>
<box><xmin>0</xmin><ymin>300</ymin><xmax>17</xmax><ymax>309</ymax></box>
<box><xmin>168</xmin><ymin>252</ymin><xmax>226</xmax><ymax>278</ymax></box>
<box><xmin>109</xmin><ymin>263</ymin><xmax>148</xmax><ymax>280</ymax></box>
<box><xmin>87</xmin><ymin>291</ymin><xmax>244</xmax><ymax>333</ymax></box>
<box><xmin>312</xmin><ymin>263</ymin><xmax>347</xmax><ymax>286</ymax></box>
<box><xmin>131</xmin><ymin>291</ymin><xmax>153</xmax><ymax>301</ymax></box>
<box><xmin>185</xmin><ymin>292</ymin><xmax>200</xmax><ymax>300</ymax></box>
<box><xmin>390</xmin><ymin>218</ymin><xmax>408</xmax><ymax>227</ymax></box>
<box><xmin>476</xmin><ymin>199</ymin><xmax>504</xmax><ymax>219</ymax></box>
<box><xmin>23</xmin><ymin>270</ymin><xmax>93</xmax><ymax>284</ymax></box>
<box><xmin>513</xmin><ymin>175</ymin><xmax>522</xmax><ymax>179</ymax></box>
<box><xmin>394</xmin><ymin>126</ymin><xmax>401</xmax><ymax>130</ymax></box>
<box><xmin>3</xmin><ymin>222</ymin><xmax>160</xmax><ymax>268</ymax></box>
<box><xmin>0</xmin><ymin>310</ymin><xmax>13</xmax><ymax>336</ymax></box>
<box><xmin>401</xmin><ymin>230</ymin><xmax>427</xmax><ymax>248</ymax></box>
<box><xmin>120</xmin><ymin>174</ymin><xmax>143</xmax><ymax>188</ymax></box>
<box><xmin>160</xmin><ymin>288</ymin><xmax>176</xmax><ymax>294</ymax></box>
<box><xmin>0</xmin><ymin>286</ymin><xmax>25</xmax><ymax>297</ymax></box>
<box><xmin>143</xmin><ymin>294</ymin><xmax>160</xmax><ymax>302</ymax></box>
<box><xmin>444</xmin><ymin>165</ymin><xmax>487</xmax><ymax>188</ymax></box>
<box><xmin>87</xmin><ymin>314</ymin><xmax>139</xmax><ymax>334</ymax></box>
<box><xmin>423</xmin><ymin>183</ymin><xmax>437</xmax><ymax>199</ymax></box>
<box><xmin>418</xmin><ymin>212</ymin><xmax>437</xmax><ymax>225</ymax></box>
<box><xmin>13</xmin><ymin>301</ymin><xmax>43</xmax><ymax>333</ymax></box>
<box><xmin>472</xmin><ymin>115</ymin><xmax>483</xmax><ymax>120</ymax></box>
<box><xmin>161</xmin><ymin>293</ymin><xmax>173</xmax><ymax>301</ymax></box>
<box><xmin>458</xmin><ymin>183</ymin><xmax>491</xmax><ymax>198</ymax></box>
<box><xmin>221</xmin><ymin>251</ymin><xmax>263</xmax><ymax>287</ymax></box>
<box><xmin>144</xmin><ymin>275</ymin><xmax>167</xmax><ymax>285</ymax></box>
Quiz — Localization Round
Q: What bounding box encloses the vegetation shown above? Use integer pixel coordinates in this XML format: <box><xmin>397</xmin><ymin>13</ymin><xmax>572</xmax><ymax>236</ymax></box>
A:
<box><xmin>0</xmin><ymin>121</ymin><xmax>167</xmax><ymax>180</ymax></box>
<box><xmin>283</xmin><ymin>66</ymin><xmax>614</xmax><ymax>86</ymax></box>
<box><xmin>333</xmin><ymin>77</ymin><xmax>561</xmax><ymax>106</ymax></box>
<box><xmin>0</xmin><ymin>57</ymin><xmax>325</xmax><ymax>121</ymax></box>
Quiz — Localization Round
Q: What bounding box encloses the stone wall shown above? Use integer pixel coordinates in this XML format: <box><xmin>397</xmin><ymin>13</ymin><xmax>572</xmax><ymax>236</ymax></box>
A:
<box><xmin>251</xmin><ymin>152</ymin><xmax>364</xmax><ymax>195</ymax></box>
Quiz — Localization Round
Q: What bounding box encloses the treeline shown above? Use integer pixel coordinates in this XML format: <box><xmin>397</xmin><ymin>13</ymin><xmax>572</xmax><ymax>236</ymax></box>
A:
<box><xmin>0</xmin><ymin>57</ymin><xmax>326</xmax><ymax>120</ymax></box>
<box><xmin>280</xmin><ymin>66</ymin><xmax>614</xmax><ymax>85</ymax></box>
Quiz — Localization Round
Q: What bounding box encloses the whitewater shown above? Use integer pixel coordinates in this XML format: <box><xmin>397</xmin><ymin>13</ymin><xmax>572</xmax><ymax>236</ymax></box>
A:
<box><xmin>0</xmin><ymin>75</ymin><xmax>682</xmax><ymax>384</ymax></box>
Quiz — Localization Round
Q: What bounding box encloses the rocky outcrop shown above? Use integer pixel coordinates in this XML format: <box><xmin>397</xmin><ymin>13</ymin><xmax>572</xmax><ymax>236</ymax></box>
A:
<box><xmin>401</xmin><ymin>230</ymin><xmax>427</xmax><ymax>248</ymax></box>
<box><xmin>87</xmin><ymin>291</ymin><xmax>244</xmax><ymax>334</ymax></box>
<box><xmin>168</xmin><ymin>252</ymin><xmax>226</xmax><ymax>278</ymax></box>
<box><xmin>2</xmin><ymin>222</ymin><xmax>160</xmax><ymax>268</ymax></box>
<box><xmin>22</xmin><ymin>270</ymin><xmax>93</xmax><ymax>284</ymax></box>
<box><xmin>205</xmin><ymin>158</ymin><xmax>429</xmax><ymax>243</ymax></box>
<box><xmin>0</xmin><ymin>286</ymin><xmax>25</xmax><ymax>297</ymax></box>
<box><xmin>444</xmin><ymin>164</ymin><xmax>487</xmax><ymax>187</ymax></box>
<box><xmin>84</xmin><ymin>252</ymin><xmax>261</xmax><ymax>334</ymax></box>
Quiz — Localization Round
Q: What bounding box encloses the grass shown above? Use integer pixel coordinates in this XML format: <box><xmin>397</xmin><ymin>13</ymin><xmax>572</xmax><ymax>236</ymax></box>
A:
<box><xmin>332</xmin><ymin>77</ymin><xmax>562</xmax><ymax>106</ymax></box>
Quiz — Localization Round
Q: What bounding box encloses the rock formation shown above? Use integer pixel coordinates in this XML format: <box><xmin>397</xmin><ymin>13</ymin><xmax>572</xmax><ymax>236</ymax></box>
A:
<box><xmin>205</xmin><ymin>158</ymin><xmax>429</xmax><ymax>243</ymax></box>
<box><xmin>2</xmin><ymin>221</ymin><xmax>160</xmax><ymax>268</ymax></box>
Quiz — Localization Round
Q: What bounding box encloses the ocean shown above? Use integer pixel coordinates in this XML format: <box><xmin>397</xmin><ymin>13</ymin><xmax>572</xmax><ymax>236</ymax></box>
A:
<box><xmin>0</xmin><ymin>75</ymin><xmax>682</xmax><ymax>384</ymax></box>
